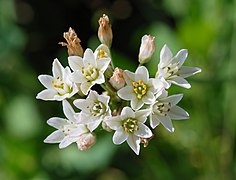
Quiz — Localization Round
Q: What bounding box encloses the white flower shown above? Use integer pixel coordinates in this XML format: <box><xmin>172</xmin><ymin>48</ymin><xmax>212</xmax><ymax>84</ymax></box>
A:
<box><xmin>68</xmin><ymin>48</ymin><xmax>111</xmax><ymax>95</ymax></box>
<box><xmin>94</xmin><ymin>44</ymin><xmax>111</xmax><ymax>60</ymax></box>
<box><xmin>138</xmin><ymin>35</ymin><xmax>155</xmax><ymax>64</ymax></box>
<box><xmin>73</xmin><ymin>90</ymin><xmax>111</xmax><ymax>131</ymax></box>
<box><xmin>44</xmin><ymin>100</ymin><xmax>89</xmax><ymax>149</ymax></box>
<box><xmin>156</xmin><ymin>44</ymin><xmax>201</xmax><ymax>89</ymax></box>
<box><xmin>105</xmin><ymin>107</ymin><xmax>152</xmax><ymax>155</ymax></box>
<box><xmin>36</xmin><ymin>59</ymin><xmax>78</xmax><ymax>101</ymax></box>
<box><xmin>149</xmin><ymin>90</ymin><xmax>189</xmax><ymax>132</ymax></box>
<box><xmin>118</xmin><ymin>66</ymin><xmax>164</xmax><ymax>110</ymax></box>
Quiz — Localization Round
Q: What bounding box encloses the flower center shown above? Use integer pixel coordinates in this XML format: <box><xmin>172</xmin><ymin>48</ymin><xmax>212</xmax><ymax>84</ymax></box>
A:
<box><xmin>97</xmin><ymin>49</ymin><xmax>108</xmax><ymax>59</ymax></box>
<box><xmin>132</xmin><ymin>80</ymin><xmax>147</xmax><ymax>99</ymax></box>
<box><xmin>90</xmin><ymin>101</ymin><xmax>106</xmax><ymax>117</ymax></box>
<box><xmin>153</xmin><ymin>102</ymin><xmax>171</xmax><ymax>116</ymax></box>
<box><xmin>62</xmin><ymin>121</ymin><xmax>77</xmax><ymax>135</ymax></box>
<box><xmin>163</xmin><ymin>62</ymin><xmax>179</xmax><ymax>78</ymax></box>
<box><xmin>122</xmin><ymin>118</ymin><xmax>138</xmax><ymax>133</ymax></box>
<box><xmin>82</xmin><ymin>65</ymin><xmax>99</xmax><ymax>81</ymax></box>
<box><xmin>52</xmin><ymin>77</ymin><xmax>64</xmax><ymax>89</ymax></box>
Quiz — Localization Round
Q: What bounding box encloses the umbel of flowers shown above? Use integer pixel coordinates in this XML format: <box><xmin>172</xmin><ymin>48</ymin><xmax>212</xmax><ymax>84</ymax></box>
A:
<box><xmin>36</xmin><ymin>14</ymin><xmax>201</xmax><ymax>155</ymax></box>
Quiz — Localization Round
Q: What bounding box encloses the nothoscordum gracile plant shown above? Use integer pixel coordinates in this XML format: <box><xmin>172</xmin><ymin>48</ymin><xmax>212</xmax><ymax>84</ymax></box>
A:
<box><xmin>36</xmin><ymin>14</ymin><xmax>201</xmax><ymax>155</ymax></box>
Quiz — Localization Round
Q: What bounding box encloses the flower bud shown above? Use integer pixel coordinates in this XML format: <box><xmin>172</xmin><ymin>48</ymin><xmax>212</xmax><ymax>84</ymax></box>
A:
<box><xmin>76</xmin><ymin>133</ymin><xmax>96</xmax><ymax>151</ymax></box>
<box><xmin>59</xmin><ymin>27</ymin><xmax>83</xmax><ymax>57</ymax></box>
<box><xmin>109</xmin><ymin>67</ymin><xmax>125</xmax><ymax>90</ymax></box>
<box><xmin>138</xmin><ymin>35</ymin><xmax>155</xmax><ymax>64</ymax></box>
<box><xmin>98</xmin><ymin>14</ymin><xmax>113</xmax><ymax>48</ymax></box>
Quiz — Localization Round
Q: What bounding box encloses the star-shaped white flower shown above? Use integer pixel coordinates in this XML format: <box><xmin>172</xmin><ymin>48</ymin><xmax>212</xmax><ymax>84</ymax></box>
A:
<box><xmin>149</xmin><ymin>90</ymin><xmax>189</xmax><ymax>132</ymax></box>
<box><xmin>118</xmin><ymin>66</ymin><xmax>163</xmax><ymax>110</ymax></box>
<box><xmin>44</xmin><ymin>100</ymin><xmax>90</xmax><ymax>149</ymax></box>
<box><xmin>105</xmin><ymin>107</ymin><xmax>152</xmax><ymax>155</ymax></box>
<box><xmin>156</xmin><ymin>44</ymin><xmax>201</xmax><ymax>89</ymax></box>
<box><xmin>36</xmin><ymin>59</ymin><xmax>78</xmax><ymax>101</ymax></box>
<box><xmin>68</xmin><ymin>48</ymin><xmax>111</xmax><ymax>95</ymax></box>
<box><xmin>73</xmin><ymin>90</ymin><xmax>111</xmax><ymax>131</ymax></box>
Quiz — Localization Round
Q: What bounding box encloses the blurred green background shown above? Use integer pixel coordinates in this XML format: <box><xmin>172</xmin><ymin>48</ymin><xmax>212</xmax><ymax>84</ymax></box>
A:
<box><xmin>0</xmin><ymin>0</ymin><xmax>236</xmax><ymax>179</ymax></box>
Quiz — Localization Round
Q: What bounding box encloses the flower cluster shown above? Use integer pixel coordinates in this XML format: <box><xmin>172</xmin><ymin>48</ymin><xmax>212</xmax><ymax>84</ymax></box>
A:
<box><xmin>37</xmin><ymin>14</ymin><xmax>201</xmax><ymax>155</ymax></box>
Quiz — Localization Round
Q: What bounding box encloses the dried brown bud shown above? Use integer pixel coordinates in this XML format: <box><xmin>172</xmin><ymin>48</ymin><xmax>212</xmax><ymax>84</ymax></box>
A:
<box><xmin>98</xmin><ymin>14</ymin><xmax>113</xmax><ymax>48</ymax></box>
<box><xmin>59</xmin><ymin>27</ymin><xmax>83</xmax><ymax>56</ymax></box>
<box><xmin>140</xmin><ymin>135</ymin><xmax>154</xmax><ymax>148</ymax></box>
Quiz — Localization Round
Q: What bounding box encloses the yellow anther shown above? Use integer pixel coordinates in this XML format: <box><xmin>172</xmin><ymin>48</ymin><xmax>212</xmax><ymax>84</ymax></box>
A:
<box><xmin>137</xmin><ymin>94</ymin><xmax>142</xmax><ymax>99</ymax></box>
<box><xmin>143</xmin><ymin>84</ymin><xmax>147</xmax><ymax>89</ymax></box>
<box><xmin>142</xmin><ymin>90</ymin><xmax>146</xmax><ymax>95</ymax></box>
<box><xmin>97</xmin><ymin>49</ymin><xmax>107</xmax><ymax>59</ymax></box>
<box><xmin>132</xmin><ymin>81</ymin><xmax>137</xmax><ymax>86</ymax></box>
<box><xmin>138</xmin><ymin>79</ymin><xmax>143</xmax><ymax>84</ymax></box>
<box><xmin>133</xmin><ymin>88</ymin><xmax>138</xmax><ymax>93</ymax></box>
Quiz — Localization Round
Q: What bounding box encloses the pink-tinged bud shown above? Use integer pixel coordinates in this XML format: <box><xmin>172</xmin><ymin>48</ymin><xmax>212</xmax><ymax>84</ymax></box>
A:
<box><xmin>76</xmin><ymin>133</ymin><xmax>96</xmax><ymax>151</ymax></box>
<box><xmin>138</xmin><ymin>35</ymin><xmax>156</xmax><ymax>64</ymax></box>
<box><xmin>109</xmin><ymin>67</ymin><xmax>125</xmax><ymax>90</ymax></box>
<box><xmin>98</xmin><ymin>14</ymin><xmax>113</xmax><ymax>48</ymax></box>
<box><xmin>59</xmin><ymin>27</ymin><xmax>83</xmax><ymax>57</ymax></box>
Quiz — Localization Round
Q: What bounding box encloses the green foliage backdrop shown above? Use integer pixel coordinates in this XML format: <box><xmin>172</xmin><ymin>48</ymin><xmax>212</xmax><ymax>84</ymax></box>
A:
<box><xmin>0</xmin><ymin>0</ymin><xmax>236</xmax><ymax>179</ymax></box>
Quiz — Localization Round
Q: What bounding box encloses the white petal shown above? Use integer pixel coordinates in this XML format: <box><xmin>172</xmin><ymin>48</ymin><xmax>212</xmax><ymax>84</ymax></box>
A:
<box><xmin>131</xmin><ymin>98</ymin><xmax>144</xmax><ymax>110</ymax></box>
<box><xmin>83</xmin><ymin>48</ymin><xmax>97</xmax><ymax>67</ymax></box>
<box><xmin>105</xmin><ymin>116</ymin><xmax>122</xmax><ymax>130</ymax></box>
<box><xmin>123</xmin><ymin>70</ymin><xmax>135</xmax><ymax>85</ymax></box>
<box><xmin>178</xmin><ymin>66</ymin><xmax>201</xmax><ymax>78</ymax></box>
<box><xmin>117</xmin><ymin>86</ymin><xmax>136</xmax><ymax>100</ymax></box>
<box><xmin>113</xmin><ymin>127</ymin><xmax>128</xmax><ymax>144</ymax></box>
<box><xmin>59</xmin><ymin>136</ymin><xmax>75</xmax><ymax>149</ymax></box>
<box><xmin>73</xmin><ymin>99</ymin><xmax>92</xmax><ymax>113</ymax></box>
<box><xmin>44</xmin><ymin>130</ymin><xmax>65</xmax><ymax>143</ymax></box>
<box><xmin>135</xmin><ymin>123</ymin><xmax>152</xmax><ymax>138</ymax></box>
<box><xmin>135</xmin><ymin>66</ymin><xmax>149</xmax><ymax>83</ymax></box>
<box><xmin>150</xmin><ymin>78</ymin><xmax>164</xmax><ymax>93</ymax></box>
<box><xmin>70</xmin><ymin>124</ymin><xmax>89</xmax><ymax>136</ymax></box>
<box><xmin>54</xmin><ymin>94</ymin><xmax>68</xmax><ymax>101</ymax></box>
<box><xmin>142</xmin><ymin>91</ymin><xmax>155</xmax><ymax>104</ymax></box>
<box><xmin>63</xmin><ymin>100</ymin><xmax>76</xmax><ymax>122</ymax></box>
<box><xmin>172</xmin><ymin>49</ymin><xmax>188</xmax><ymax>67</ymax></box>
<box><xmin>38</xmin><ymin>75</ymin><xmax>54</xmax><ymax>89</ymax></box>
<box><xmin>160</xmin><ymin>44</ymin><xmax>173</xmax><ymax>67</ymax></box>
<box><xmin>135</xmin><ymin>109</ymin><xmax>150</xmax><ymax>123</ymax></box>
<box><xmin>161</xmin><ymin>94</ymin><xmax>183</xmax><ymax>107</ymax></box>
<box><xmin>88</xmin><ymin>90</ymin><xmax>98</xmax><ymax>101</ymax></box>
<box><xmin>121</xmin><ymin>107</ymin><xmax>135</xmax><ymax>119</ymax></box>
<box><xmin>94</xmin><ymin>73</ymin><xmax>105</xmax><ymax>84</ymax></box>
<box><xmin>70</xmin><ymin>71</ymin><xmax>86</xmax><ymax>83</ymax></box>
<box><xmin>158</xmin><ymin>115</ymin><xmax>174</xmax><ymax>132</ymax></box>
<box><xmin>169</xmin><ymin>106</ymin><xmax>189</xmax><ymax>119</ymax></box>
<box><xmin>127</xmin><ymin>134</ymin><xmax>140</xmax><ymax>155</ymax></box>
<box><xmin>97</xmin><ymin>94</ymin><xmax>110</xmax><ymax>107</ymax></box>
<box><xmin>149</xmin><ymin>114</ymin><xmax>160</xmax><ymax>129</ymax></box>
<box><xmin>36</xmin><ymin>89</ymin><xmax>57</xmax><ymax>100</ymax></box>
<box><xmin>97</xmin><ymin>58</ymin><xmax>111</xmax><ymax>72</ymax></box>
<box><xmin>52</xmin><ymin>58</ymin><xmax>64</xmax><ymax>78</ymax></box>
<box><xmin>68</xmin><ymin>56</ymin><xmax>83</xmax><ymax>72</ymax></box>
<box><xmin>47</xmin><ymin>117</ymin><xmax>68</xmax><ymax>129</ymax></box>
<box><xmin>87</xmin><ymin>120</ymin><xmax>102</xmax><ymax>132</ymax></box>
<box><xmin>80</xmin><ymin>82</ymin><xmax>93</xmax><ymax>95</ymax></box>
<box><xmin>168</xmin><ymin>76</ymin><xmax>191</xmax><ymax>89</ymax></box>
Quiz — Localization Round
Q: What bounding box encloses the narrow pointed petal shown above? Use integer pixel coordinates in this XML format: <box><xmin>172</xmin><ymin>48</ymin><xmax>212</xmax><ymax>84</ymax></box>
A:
<box><xmin>135</xmin><ymin>123</ymin><xmax>152</xmax><ymax>138</ymax></box>
<box><xmin>97</xmin><ymin>58</ymin><xmax>111</xmax><ymax>72</ymax></box>
<box><xmin>161</xmin><ymin>94</ymin><xmax>183</xmax><ymax>107</ymax></box>
<box><xmin>68</xmin><ymin>56</ymin><xmax>83</xmax><ymax>72</ymax></box>
<box><xmin>80</xmin><ymin>82</ymin><xmax>93</xmax><ymax>95</ymax></box>
<box><xmin>105</xmin><ymin>117</ymin><xmax>122</xmax><ymax>130</ymax></box>
<box><xmin>47</xmin><ymin>117</ymin><xmax>68</xmax><ymax>129</ymax></box>
<box><xmin>113</xmin><ymin>127</ymin><xmax>128</xmax><ymax>144</ymax></box>
<box><xmin>178</xmin><ymin>66</ymin><xmax>202</xmax><ymax>78</ymax></box>
<box><xmin>94</xmin><ymin>73</ymin><xmax>105</xmax><ymax>84</ymax></box>
<box><xmin>168</xmin><ymin>76</ymin><xmax>191</xmax><ymax>89</ymax></box>
<box><xmin>83</xmin><ymin>49</ymin><xmax>96</xmax><ymax>67</ymax></box>
<box><xmin>70</xmin><ymin>124</ymin><xmax>88</xmax><ymax>136</ymax></box>
<box><xmin>142</xmin><ymin>91</ymin><xmax>155</xmax><ymax>104</ymax></box>
<box><xmin>172</xmin><ymin>49</ymin><xmax>188</xmax><ymax>67</ymax></box>
<box><xmin>38</xmin><ymin>75</ymin><xmax>53</xmax><ymax>89</ymax></box>
<box><xmin>44</xmin><ymin>130</ymin><xmax>65</xmax><ymax>143</ymax></box>
<box><xmin>135</xmin><ymin>66</ymin><xmax>149</xmax><ymax>83</ymax></box>
<box><xmin>52</xmin><ymin>59</ymin><xmax>63</xmax><ymax>78</ymax></box>
<box><xmin>131</xmin><ymin>98</ymin><xmax>144</xmax><ymax>110</ymax></box>
<box><xmin>36</xmin><ymin>89</ymin><xmax>57</xmax><ymax>100</ymax></box>
<box><xmin>74</xmin><ymin>99</ymin><xmax>89</xmax><ymax>110</ymax></box>
<box><xmin>63</xmin><ymin>100</ymin><xmax>76</xmax><ymax>122</ymax></box>
<box><xmin>87</xmin><ymin>120</ymin><xmax>102</xmax><ymax>132</ymax></box>
<box><xmin>70</xmin><ymin>71</ymin><xmax>85</xmax><ymax>83</ymax></box>
<box><xmin>135</xmin><ymin>109</ymin><xmax>150</xmax><ymax>123</ymax></box>
<box><xmin>123</xmin><ymin>70</ymin><xmax>135</xmax><ymax>85</ymax></box>
<box><xmin>117</xmin><ymin>86</ymin><xmax>135</xmax><ymax>100</ymax></box>
<box><xmin>149</xmin><ymin>114</ymin><xmax>160</xmax><ymax>129</ymax></box>
<box><xmin>158</xmin><ymin>115</ymin><xmax>174</xmax><ymax>132</ymax></box>
<box><xmin>169</xmin><ymin>106</ymin><xmax>189</xmax><ymax>119</ymax></box>
<box><xmin>59</xmin><ymin>136</ymin><xmax>74</xmax><ymax>149</ymax></box>
<box><xmin>121</xmin><ymin>107</ymin><xmax>135</xmax><ymax>119</ymax></box>
<box><xmin>160</xmin><ymin>44</ymin><xmax>172</xmax><ymax>67</ymax></box>
<box><xmin>127</xmin><ymin>134</ymin><xmax>140</xmax><ymax>155</ymax></box>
